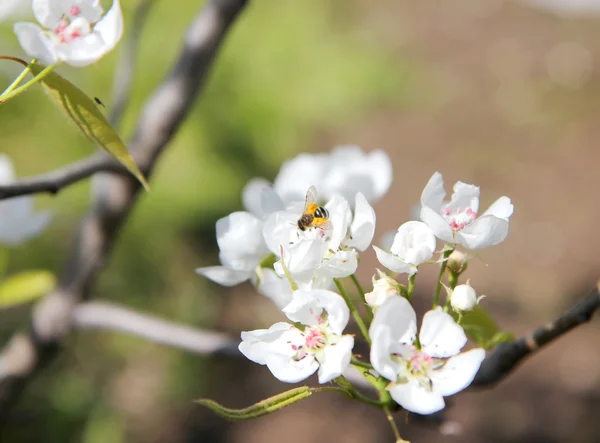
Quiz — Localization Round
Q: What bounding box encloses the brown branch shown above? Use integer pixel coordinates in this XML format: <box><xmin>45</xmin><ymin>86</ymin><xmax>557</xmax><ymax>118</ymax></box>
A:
<box><xmin>0</xmin><ymin>154</ymin><xmax>127</xmax><ymax>200</ymax></box>
<box><xmin>471</xmin><ymin>283</ymin><xmax>600</xmax><ymax>387</ymax></box>
<box><xmin>0</xmin><ymin>0</ymin><xmax>248</xmax><ymax>423</ymax></box>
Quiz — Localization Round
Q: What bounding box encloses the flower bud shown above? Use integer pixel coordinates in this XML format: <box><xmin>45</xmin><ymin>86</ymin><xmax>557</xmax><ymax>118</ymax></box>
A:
<box><xmin>450</xmin><ymin>284</ymin><xmax>477</xmax><ymax>311</ymax></box>
<box><xmin>447</xmin><ymin>250</ymin><xmax>469</xmax><ymax>275</ymax></box>
<box><xmin>365</xmin><ymin>269</ymin><xmax>401</xmax><ymax>308</ymax></box>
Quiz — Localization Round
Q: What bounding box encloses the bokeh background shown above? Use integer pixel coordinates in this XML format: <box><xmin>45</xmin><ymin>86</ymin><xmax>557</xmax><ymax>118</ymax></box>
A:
<box><xmin>1</xmin><ymin>0</ymin><xmax>600</xmax><ymax>441</ymax></box>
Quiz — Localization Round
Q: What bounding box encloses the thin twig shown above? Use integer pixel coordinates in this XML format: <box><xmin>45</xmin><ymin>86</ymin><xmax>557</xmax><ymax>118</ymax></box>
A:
<box><xmin>0</xmin><ymin>154</ymin><xmax>126</xmax><ymax>200</ymax></box>
<box><xmin>472</xmin><ymin>284</ymin><xmax>600</xmax><ymax>387</ymax></box>
<box><xmin>73</xmin><ymin>301</ymin><xmax>239</xmax><ymax>356</ymax></box>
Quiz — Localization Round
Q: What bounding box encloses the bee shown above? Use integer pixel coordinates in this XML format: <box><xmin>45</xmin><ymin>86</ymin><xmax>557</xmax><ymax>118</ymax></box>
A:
<box><xmin>297</xmin><ymin>185</ymin><xmax>330</xmax><ymax>232</ymax></box>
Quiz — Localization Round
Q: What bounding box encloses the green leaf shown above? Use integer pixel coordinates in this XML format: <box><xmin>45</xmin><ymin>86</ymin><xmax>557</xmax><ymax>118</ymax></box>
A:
<box><xmin>0</xmin><ymin>270</ymin><xmax>56</xmax><ymax>308</ymax></box>
<box><xmin>29</xmin><ymin>62</ymin><xmax>150</xmax><ymax>191</ymax></box>
<box><xmin>459</xmin><ymin>306</ymin><xmax>514</xmax><ymax>350</ymax></box>
<box><xmin>196</xmin><ymin>386</ymin><xmax>312</xmax><ymax>420</ymax></box>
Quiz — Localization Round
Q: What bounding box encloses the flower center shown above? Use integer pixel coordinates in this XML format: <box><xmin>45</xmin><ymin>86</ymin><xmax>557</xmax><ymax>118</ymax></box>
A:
<box><xmin>441</xmin><ymin>206</ymin><xmax>477</xmax><ymax>232</ymax></box>
<box><xmin>407</xmin><ymin>351</ymin><xmax>434</xmax><ymax>377</ymax></box>
<box><xmin>290</xmin><ymin>326</ymin><xmax>328</xmax><ymax>362</ymax></box>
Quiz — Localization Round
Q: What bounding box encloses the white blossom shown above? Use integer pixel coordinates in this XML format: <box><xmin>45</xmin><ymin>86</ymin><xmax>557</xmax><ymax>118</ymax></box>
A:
<box><xmin>420</xmin><ymin>172</ymin><xmax>514</xmax><ymax>250</ymax></box>
<box><xmin>0</xmin><ymin>154</ymin><xmax>51</xmax><ymax>246</ymax></box>
<box><xmin>370</xmin><ymin>296</ymin><xmax>485</xmax><ymax>414</ymax></box>
<box><xmin>373</xmin><ymin>221</ymin><xmax>436</xmax><ymax>275</ymax></box>
<box><xmin>239</xmin><ymin>289</ymin><xmax>354</xmax><ymax>384</ymax></box>
<box><xmin>364</xmin><ymin>269</ymin><xmax>401</xmax><ymax>308</ymax></box>
<box><xmin>450</xmin><ymin>284</ymin><xmax>477</xmax><ymax>312</ymax></box>
<box><xmin>263</xmin><ymin>192</ymin><xmax>375</xmax><ymax>284</ymax></box>
<box><xmin>14</xmin><ymin>0</ymin><xmax>123</xmax><ymax>67</ymax></box>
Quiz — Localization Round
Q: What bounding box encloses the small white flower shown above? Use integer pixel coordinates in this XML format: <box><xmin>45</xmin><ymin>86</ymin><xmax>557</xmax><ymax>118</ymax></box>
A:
<box><xmin>195</xmin><ymin>211</ymin><xmax>270</xmax><ymax>286</ymax></box>
<box><xmin>420</xmin><ymin>172</ymin><xmax>514</xmax><ymax>250</ymax></box>
<box><xmin>373</xmin><ymin>221</ymin><xmax>436</xmax><ymax>275</ymax></box>
<box><xmin>239</xmin><ymin>289</ymin><xmax>354</xmax><ymax>384</ymax></box>
<box><xmin>272</xmin><ymin>145</ymin><xmax>393</xmax><ymax>205</ymax></box>
<box><xmin>450</xmin><ymin>284</ymin><xmax>477</xmax><ymax>311</ymax></box>
<box><xmin>370</xmin><ymin>296</ymin><xmax>485</xmax><ymax>415</ymax></box>
<box><xmin>365</xmin><ymin>269</ymin><xmax>401</xmax><ymax>308</ymax></box>
<box><xmin>263</xmin><ymin>192</ymin><xmax>375</xmax><ymax>283</ymax></box>
<box><xmin>14</xmin><ymin>0</ymin><xmax>123</xmax><ymax>67</ymax></box>
<box><xmin>0</xmin><ymin>154</ymin><xmax>51</xmax><ymax>246</ymax></box>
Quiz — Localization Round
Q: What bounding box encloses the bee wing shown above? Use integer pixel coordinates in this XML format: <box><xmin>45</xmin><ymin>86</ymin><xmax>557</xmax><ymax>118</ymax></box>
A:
<box><xmin>303</xmin><ymin>185</ymin><xmax>319</xmax><ymax>212</ymax></box>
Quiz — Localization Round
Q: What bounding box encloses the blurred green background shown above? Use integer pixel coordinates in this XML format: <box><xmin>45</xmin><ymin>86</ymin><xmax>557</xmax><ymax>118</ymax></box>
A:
<box><xmin>2</xmin><ymin>0</ymin><xmax>600</xmax><ymax>442</ymax></box>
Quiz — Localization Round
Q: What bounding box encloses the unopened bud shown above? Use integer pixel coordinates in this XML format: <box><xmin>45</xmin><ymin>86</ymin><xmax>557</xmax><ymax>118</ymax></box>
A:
<box><xmin>365</xmin><ymin>269</ymin><xmax>401</xmax><ymax>308</ymax></box>
<box><xmin>450</xmin><ymin>283</ymin><xmax>477</xmax><ymax>311</ymax></box>
<box><xmin>447</xmin><ymin>250</ymin><xmax>469</xmax><ymax>275</ymax></box>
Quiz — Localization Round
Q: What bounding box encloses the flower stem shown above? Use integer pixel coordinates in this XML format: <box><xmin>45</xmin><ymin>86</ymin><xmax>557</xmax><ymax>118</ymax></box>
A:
<box><xmin>2</xmin><ymin>59</ymin><xmax>36</xmax><ymax>96</ymax></box>
<box><xmin>406</xmin><ymin>274</ymin><xmax>416</xmax><ymax>303</ymax></box>
<box><xmin>443</xmin><ymin>270</ymin><xmax>459</xmax><ymax>311</ymax></box>
<box><xmin>332</xmin><ymin>376</ymin><xmax>385</xmax><ymax>408</ymax></box>
<box><xmin>350</xmin><ymin>273</ymin><xmax>373</xmax><ymax>322</ymax></box>
<box><xmin>351</xmin><ymin>357</ymin><xmax>373</xmax><ymax>370</ymax></box>
<box><xmin>334</xmin><ymin>278</ymin><xmax>371</xmax><ymax>345</ymax></box>
<box><xmin>384</xmin><ymin>407</ymin><xmax>409</xmax><ymax>443</ymax></box>
<box><xmin>433</xmin><ymin>248</ymin><xmax>454</xmax><ymax>308</ymax></box>
<box><xmin>0</xmin><ymin>63</ymin><xmax>56</xmax><ymax>103</ymax></box>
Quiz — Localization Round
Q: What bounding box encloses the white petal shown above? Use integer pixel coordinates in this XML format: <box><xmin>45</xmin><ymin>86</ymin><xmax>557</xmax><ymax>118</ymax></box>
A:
<box><xmin>239</xmin><ymin>322</ymin><xmax>294</xmax><ymax>365</ymax></box>
<box><xmin>0</xmin><ymin>202</ymin><xmax>51</xmax><ymax>246</ymax></box>
<box><xmin>312</xmin><ymin>289</ymin><xmax>350</xmax><ymax>334</ymax></box>
<box><xmin>242</xmin><ymin>178</ymin><xmax>283</xmax><ymax>219</ymax></box>
<box><xmin>482</xmin><ymin>196</ymin><xmax>514</xmax><ymax>221</ymax></box>
<box><xmin>430</xmin><ymin>348</ymin><xmax>486</xmax><ymax>396</ymax></box>
<box><xmin>279</xmin><ymin>238</ymin><xmax>327</xmax><ymax>281</ymax></box>
<box><xmin>366</xmin><ymin>149</ymin><xmax>393</xmax><ymax>202</ymax></box>
<box><xmin>420</xmin><ymin>207</ymin><xmax>454</xmax><ymax>243</ymax></box>
<box><xmin>446</xmin><ymin>181</ymin><xmax>480</xmax><ymax>214</ymax></box>
<box><xmin>370</xmin><ymin>296</ymin><xmax>418</xmax><ymax>345</ymax></box>
<box><xmin>325</xmin><ymin>194</ymin><xmax>352</xmax><ymax>252</ymax></box>
<box><xmin>388</xmin><ymin>380</ymin><xmax>446</xmax><ymax>415</ymax></box>
<box><xmin>318</xmin><ymin>335</ymin><xmax>354</xmax><ymax>383</ymax></box>
<box><xmin>346</xmin><ymin>192</ymin><xmax>376</xmax><ymax>251</ymax></box>
<box><xmin>0</xmin><ymin>154</ymin><xmax>15</xmax><ymax>184</ymax></box>
<box><xmin>317</xmin><ymin>249</ymin><xmax>358</xmax><ymax>279</ymax></box>
<box><xmin>273</xmin><ymin>153</ymin><xmax>327</xmax><ymax>204</ymax></box>
<box><xmin>91</xmin><ymin>0</ymin><xmax>122</xmax><ymax>51</ymax></box>
<box><xmin>72</xmin><ymin>0</ymin><xmax>103</xmax><ymax>22</ymax></box>
<box><xmin>216</xmin><ymin>211</ymin><xmax>268</xmax><ymax>268</ymax></box>
<box><xmin>195</xmin><ymin>266</ymin><xmax>251</xmax><ymax>286</ymax></box>
<box><xmin>256</xmin><ymin>268</ymin><xmax>294</xmax><ymax>309</ymax></box>
<box><xmin>262</xmin><ymin>210</ymin><xmax>298</xmax><ymax>256</ymax></box>
<box><xmin>282</xmin><ymin>290</ymin><xmax>324</xmax><ymax>327</ymax></box>
<box><xmin>369</xmin><ymin>326</ymin><xmax>402</xmax><ymax>381</ymax></box>
<box><xmin>455</xmin><ymin>215</ymin><xmax>509</xmax><ymax>250</ymax></box>
<box><xmin>391</xmin><ymin>221</ymin><xmax>436</xmax><ymax>266</ymax></box>
<box><xmin>420</xmin><ymin>172</ymin><xmax>446</xmax><ymax>212</ymax></box>
<box><xmin>265</xmin><ymin>352</ymin><xmax>319</xmax><ymax>383</ymax></box>
<box><xmin>373</xmin><ymin>246</ymin><xmax>414</xmax><ymax>274</ymax></box>
<box><xmin>33</xmin><ymin>0</ymin><xmax>70</xmax><ymax>28</ymax></box>
<box><xmin>13</xmin><ymin>22</ymin><xmax>58</xmax><ymax>66</ymax></box>
<box><xmin>419</xmin><ymin>307</ymin><xmax>466</xmax><ymax>358</ymax></box>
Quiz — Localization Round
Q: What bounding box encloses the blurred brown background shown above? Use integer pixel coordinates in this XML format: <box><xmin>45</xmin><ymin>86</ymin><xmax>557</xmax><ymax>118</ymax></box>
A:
<box><xmin>2</xmin><ymin>0</ymin><xmax>600</xmax><ymax>441</ymax></box>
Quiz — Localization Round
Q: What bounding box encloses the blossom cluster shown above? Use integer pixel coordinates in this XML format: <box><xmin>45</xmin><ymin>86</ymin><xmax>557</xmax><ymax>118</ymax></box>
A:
<box><xmin>197</xmin><ymin>145</ymin><xmax>514</xmax><ymax>416</ymax></box>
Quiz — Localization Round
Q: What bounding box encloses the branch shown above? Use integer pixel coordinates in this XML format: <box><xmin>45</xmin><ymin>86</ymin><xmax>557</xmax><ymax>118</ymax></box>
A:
<box><xmin>472</xmin><ymin>283</ymin><xmax>600</xmax><ymax>387</ymax></box>
<box><xmin>72</xmin><ymin>301</ymin><xmax>239</xmax><ymax>356</ymax></box>
<box><xmin>0</xmin><ymin>0</ymin><xmax>248</xmax><ymax>421</ymax></box>
<box><xmin>0</xmin><ymin>154</ymin><xmax>127</xmax><ymax>200</ymax></box>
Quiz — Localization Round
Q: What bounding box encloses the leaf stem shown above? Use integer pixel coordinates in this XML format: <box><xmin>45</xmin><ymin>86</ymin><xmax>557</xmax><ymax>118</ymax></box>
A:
<box><xmin>433</xmin><ymin>248</ymin><xmax>454</xmax><ymax>308</ymax></box>
<box><xmin>334</xmin><ymin>278</ymin><xmax>371</xmax><ymax>345</ymax></box>
<box><xmin>443</xmin><ymin>270</ymin><xmax>459</xmax><ymax>311</ymax></box>
<box><xmin>406</xmin><ymin>274</ymin><xmax>416</xmax><ymax>303</ymax></box>
<box><xmin>2</xmin><ymin>59</ymin><xmax>36</xmax><ymax>96</ymax></box>
<box><xmin>0</xmin><ymin>62</ymin><xmax>56</xmax><ymax>103</ymax></box>
<box><xmin>333</xmin><ymin>376</ymin><xmax>386</xmax><ymax>408</ymax></box>
<box><xmin>351</xmin><ymin>357</ymin><xmax>373</xmax><ymax>370</ymax></box>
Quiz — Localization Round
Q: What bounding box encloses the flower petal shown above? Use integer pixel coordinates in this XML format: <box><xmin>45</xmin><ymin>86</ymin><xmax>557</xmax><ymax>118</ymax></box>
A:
<box><xmin>325</xmin><ymin>194</ymin><xmax>352</xmax><ymax>252</ymax></box>
<box><xmin>445</xmin><ymin>181</ymin><xmax>480</xmax><ymax>214</ymax></box>
<box><xmin>391</xmin><ymin>221</ymin><xmax>436</xmax><ymax>266</ymax></box>
<box><xmin>420</xmin><ymin>207</ymin><xmax>454</xmax><ymax>243</ymax></box>
<box><xmin>431</xmin><ymin>348</ymin><xmax>486</xmax><ymax>396</ymax></box>
<box><xmin>420</xmin><ymin>171</ymin><xmax>446</xmax><ymax>212</ymax></box>
<box><xmin>284</xmin><ymin>289</ymin><xmax>349</xmax><ymax>333</ymax></box>
<box><xmin>318</xmin><ymin>335</ymin><xmax>354</xmax><ymax>383</ymax></box>
<box><xmin>388</xmin><ymin>380</ymin><xmax>446</xmax><ymax>415</ymax></box>
<box><xmin>195</xmin><ymin>266</ymin><xmax>251</xmax><ymax>286</ymax></box>
<box><xmin>256</xmin><ymin>268</ymin><xmax>294</xmax><ymax>309</ymax></box>
<box><xmin>419</xmin><ymin>307</ymin><xmax>467</xmax><ymax>358</ymax></box>
<box><xmin>216</xmin><ymin>211</ymin><xmax>268</xmax><ymax>267</ymax></box>
<box><xmin>0</xmin><ymin>201</ymin><xmax>51</xmax><ymax>246</ymax></box>
<box><xmin>273</xmin><ymin>153</ymin><xmax>327</xmax><ymax>204</ymax></box>
<box><xmin>346</xmin><ymin>192</ymin><xmax>376</xmax><ymax>251</ymax></box>
<box><xmin>265</xmin><ymin>352</ymin><xmax>319</xmax><ymax>383</ymax></box>
<box><xmin>373</xmin><ymin>246</ymin><xmax>414</xmax><ymax>274</ymax></box>
<box><xmin>370</xmin><ymin>296</ymin><xmax>418</xmax><ymax>345</ymax></box>
<box><xmin>455</xmin><ymin>215</ymin><xmax>509</xmax><ymax>250</ymax></box>
<box><xmin>276</xmin><ymin>238</ymin><xmax>327</xmax><ymax>282</ymax></box>
<box><xmin>13</xmin><ymin>22</ymin><xmax>58</xmax><ymax>66</ymax></box>
<box><xmin>91</xmin><ymin>0</ymin><xmax>122</xmax><ymax>51</ymax></box>
<box><xmin>0</xmin><ymin>155</ymin><xmax>15</xmax><ymax>184</ymax></box>
<box><xmin>32</xmin><ymin>0</ymin><xmax>70</xmax><ymax>28</ymax></box>
<box><xmin>317</xmin><ymin>249</ymin><xmax>358</xmax><ymax>279</ymax></box>
<box><xmin>482</xmin><ymin>196</ymin><xmax>514</xmax><ymax>221</ymax></box>
<box><xmin>242</xmin><ymin>178</ymin><xmax>283</xmax><ymax>219</ymax></box>
<box><xmin>239</xmin><ymin>322</ymin><xmax>294</xmax><ymax>365</ymax></box>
